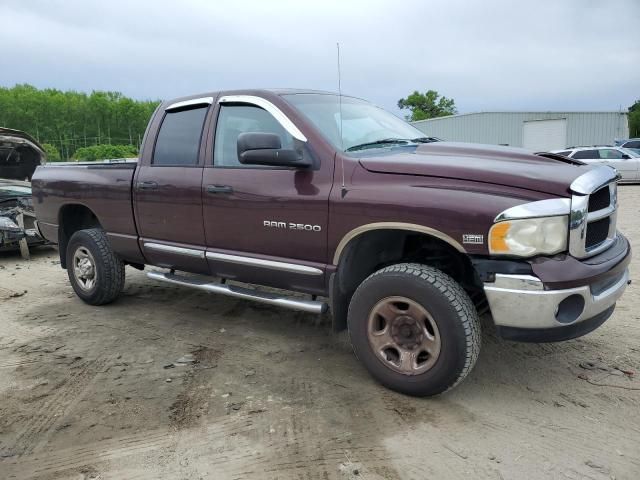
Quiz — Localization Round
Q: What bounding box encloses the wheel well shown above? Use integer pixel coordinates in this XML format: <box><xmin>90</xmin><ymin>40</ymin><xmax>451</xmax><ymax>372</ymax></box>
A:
<box><xmin>330</xmin><ymin>229</ymin><xmax>486</xmax><ymax>332</ymax></box>
<box><xmin>58</xmin><ymin>205</ymin><xmax>102</xmax><ymax>268</ymax></box>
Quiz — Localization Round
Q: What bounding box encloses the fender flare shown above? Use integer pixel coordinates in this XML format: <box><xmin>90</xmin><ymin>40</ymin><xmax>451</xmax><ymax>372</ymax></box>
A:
<box><xmin>332</xmin><ymin>222</ymin><xmax>466</xmax><ymax>266</ymax></box>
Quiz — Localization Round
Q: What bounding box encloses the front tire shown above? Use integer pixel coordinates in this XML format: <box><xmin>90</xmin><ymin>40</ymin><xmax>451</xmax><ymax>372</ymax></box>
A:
<box><xmin>66</xmin><ymin>228</ymin><xmax>125</xmax><ymax>305</ymax></box>
<box><xmin>348</xmin><ymin>263</ymin><xmax>481</xmax><ymax>396</ymax></box>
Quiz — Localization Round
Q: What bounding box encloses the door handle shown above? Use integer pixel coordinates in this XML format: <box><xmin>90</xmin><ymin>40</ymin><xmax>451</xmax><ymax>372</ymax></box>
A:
<box><xmin>206</xmin><ymin>185</ymin><xmax>234</xmax><ymax>194</ymax></box>
<box><xmin>137</xmin><ymin>181</ymin><xmax>158</xmax><ymax>190</ymax></box>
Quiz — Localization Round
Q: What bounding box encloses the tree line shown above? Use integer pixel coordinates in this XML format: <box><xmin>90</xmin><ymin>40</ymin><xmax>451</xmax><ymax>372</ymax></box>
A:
<box><xmin>1</xmin><ymin>85</ymin><xmax>637</xmax><ymax>161</ymax></box>
<box><xmin>629</xmin><ymin>100</ymin><xmax>640</xmax><ymax>138</ymax></box>
<box><xmin>0</xmin><ymin>84</ymin><xmax>159</xmax><ymax>160</ymax></box>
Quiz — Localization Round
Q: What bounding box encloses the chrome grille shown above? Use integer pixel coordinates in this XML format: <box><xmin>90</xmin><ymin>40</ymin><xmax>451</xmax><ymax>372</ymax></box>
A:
<box><xmin>569</xmin><ymin>167</ymin><xmax>618</xmax><ymax>259</ymax></box>
<box><xmin>588</xmin><ymin>186</ymin><xmax>611</xmax><ymax>212</ymax></box>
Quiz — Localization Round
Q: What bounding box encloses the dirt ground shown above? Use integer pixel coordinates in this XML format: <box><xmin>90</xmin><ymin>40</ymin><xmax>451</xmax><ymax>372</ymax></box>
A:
<box><xmin>0</xmin><ymin>188</ymin><xmax>639</xmax><ymax>480</ymax></box>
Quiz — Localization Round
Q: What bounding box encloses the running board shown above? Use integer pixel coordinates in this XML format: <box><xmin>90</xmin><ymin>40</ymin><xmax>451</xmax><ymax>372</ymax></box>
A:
<box><xmin>147</xmin><ymin>271</ymin><xmax>328</xmax><ymax>314</ymax></box>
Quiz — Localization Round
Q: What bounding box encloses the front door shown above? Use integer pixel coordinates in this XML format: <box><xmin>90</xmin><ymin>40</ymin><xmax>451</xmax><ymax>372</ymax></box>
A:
<box><xmin>201</xmin><ymin>100</ymin><xmax>332</xmax><ymax>294</ymax></box>
<box><xmin>134</xmin><ymin>103</ymin><xmax>210</xmax><ymax>273</ymax></box>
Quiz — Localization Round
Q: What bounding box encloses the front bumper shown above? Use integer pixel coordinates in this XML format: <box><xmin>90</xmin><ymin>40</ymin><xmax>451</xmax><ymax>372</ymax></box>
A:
<box><xmin>484</xmin><ymin>269</ymin><xmax>629</xmax><ymax>341</ymax></box>
<box><xmin>482</xmin><ymin>234</ymin><xmax>631</xmax><ymax>342</ymax></box>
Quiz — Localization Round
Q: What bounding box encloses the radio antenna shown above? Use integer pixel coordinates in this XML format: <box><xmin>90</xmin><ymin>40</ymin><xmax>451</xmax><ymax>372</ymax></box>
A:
<box><xmin>337</xmin><ymin>42</ymin><xmax>346</xmax><ymax>193</ymax></box>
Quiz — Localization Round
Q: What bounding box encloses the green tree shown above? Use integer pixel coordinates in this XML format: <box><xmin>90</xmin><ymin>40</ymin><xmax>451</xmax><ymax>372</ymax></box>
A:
<box><xmin>397</xmin><ymin>90</ymin><xmax>457</xmax><ymax>121</ymax></box>
<box><xmin>41</xmin><ymin>143</ymin><xmax>61</xmax><ymax>161</ymax></box>
<box><xmin>629</xmin><ymin>99</ymin><xmax>640</xmax><ymax>138</ymax></box>
<box><xmin>72</xmin><ymin>144</ymin><xmax>138</xmax><ymax>161</ymax></box>
<box><xmin>0</xmin><ymin>84</ymin><xmax>160</xmax><ymax>160</ymax></box>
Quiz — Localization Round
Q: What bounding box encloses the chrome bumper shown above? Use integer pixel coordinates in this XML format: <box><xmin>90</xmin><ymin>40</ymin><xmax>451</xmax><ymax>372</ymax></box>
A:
<box><xmin>484</xmin><ymin>269</ymin><xmax>629</xmax><ymax>330</ymax></box>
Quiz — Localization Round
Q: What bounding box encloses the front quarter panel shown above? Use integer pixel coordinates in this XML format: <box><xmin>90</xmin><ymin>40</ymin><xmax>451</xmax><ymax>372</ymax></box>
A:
<box><xmin>329</xmin><ymin>164</ymin><xmax>559</xmax><ymax>263</ymax></box>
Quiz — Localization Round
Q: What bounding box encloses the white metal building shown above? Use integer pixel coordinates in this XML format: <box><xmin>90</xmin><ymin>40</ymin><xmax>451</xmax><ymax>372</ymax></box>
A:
<box><xmin>411</xmin><ymin>111</ymin><xmax>629</xmax><ymax>152</ymax></box>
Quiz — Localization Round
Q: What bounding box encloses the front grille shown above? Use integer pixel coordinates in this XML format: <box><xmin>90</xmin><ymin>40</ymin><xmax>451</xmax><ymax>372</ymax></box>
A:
<box><xmin>588</xmin><ymin>186</ymin><xmax>610</xmax><ymax>212</ymax></box>
<box><xmin>569</xmin><ymin>168</ymin><xmax>618</xmax><ymax>259</ymax></box>
<box><xmin>585</xmin><ymin>217</ymin><xmax>610</xmax><ymax>248</ymax></box>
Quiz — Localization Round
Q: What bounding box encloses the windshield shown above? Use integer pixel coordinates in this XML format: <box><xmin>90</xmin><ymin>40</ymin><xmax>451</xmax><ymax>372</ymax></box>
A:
<box><xmin>0</xmin><ymin>185</ymin><xmax>31</xmax><ymax>197</ymax></box>
<box><xmin>283</xmin><ymin>94</ymin><xmax>427</xmax><ymax>152</ymax></box>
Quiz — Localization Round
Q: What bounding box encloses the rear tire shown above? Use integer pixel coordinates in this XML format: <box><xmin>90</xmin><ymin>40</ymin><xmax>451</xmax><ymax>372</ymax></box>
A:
<box><xmin>66</xmin><ymin>228</ymin><xmax>125</xmax><ymax>305</ymax></box>
<box><xmin>348</xmin><ymin>263</ymin><xmax>480</xmax><ymax>396</ymax></box>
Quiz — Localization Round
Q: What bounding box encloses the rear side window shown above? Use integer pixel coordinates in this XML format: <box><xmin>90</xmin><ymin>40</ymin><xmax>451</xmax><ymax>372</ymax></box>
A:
<box><xmin>153</xmin><ymin>107</ymin><xmax>208</xmax><ymax>166</ymax></box>
<box><xmin>572</xmin><ymin>149</ymin><xmax>599</xmax><ymax>160</ymax></box>
<box><xmin>599</xmin><ymin>149</ymin><xmax>623</xmax><ymax>159</ymax></box>
<box><xmin>623</xmin><ymin>140</ymin><xmax>640</xmax><ymax>149</ymax></box>
<box><xmin>214</xmin><ymin>105</ymin><xmax>293</xmax><ymax>167</ymax></box>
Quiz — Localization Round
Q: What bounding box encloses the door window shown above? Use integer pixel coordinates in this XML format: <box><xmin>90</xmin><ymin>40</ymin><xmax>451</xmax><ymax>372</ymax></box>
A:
<box><xmin>572</xmin><ymin>149</ymin><xmax>599</xmax><ymax>160</ymax></box>
<box><xmin>598</xmin><ymin>149</ymin><xmax>624</xmax><ymax>159</ymax></box>
<box><xmin>214</xmin><ymin>105</ymin><xmax>293</xmax><ymax>167</ymax></box>
<box><xmin>153</xmin><ymin>107</ymin><xmax>208</xmax><ymax>166</ymax></box>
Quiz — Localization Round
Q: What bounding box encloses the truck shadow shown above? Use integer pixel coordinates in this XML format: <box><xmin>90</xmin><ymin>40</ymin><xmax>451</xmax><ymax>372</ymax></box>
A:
<box><xmin>113</xmin><ymin>275</ymin><xmax>612</xmax><ymax>400</ymax></box>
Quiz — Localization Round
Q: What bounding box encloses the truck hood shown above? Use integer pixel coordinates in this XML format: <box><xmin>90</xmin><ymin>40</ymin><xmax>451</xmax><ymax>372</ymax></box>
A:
<box><xmin>357</xmin><ymin>142</ymin><xmax>590</xmax><ymax>197</ymax></box>
<box><xmin>0</xmin><ymin>128</ymin><xmax>46</xmax><ymax>181</ymax></box>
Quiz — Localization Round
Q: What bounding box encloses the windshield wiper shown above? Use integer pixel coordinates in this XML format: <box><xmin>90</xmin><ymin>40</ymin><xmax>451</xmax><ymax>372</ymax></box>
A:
<box><xmin>345</xmin><ymin>138</ymin><xmax>410</xmax><ymax>152</ymax></box>
<box><xmin>411</xmin><ymin>136</ymin><xmax>442</xmax><ymax>143</ymax></box>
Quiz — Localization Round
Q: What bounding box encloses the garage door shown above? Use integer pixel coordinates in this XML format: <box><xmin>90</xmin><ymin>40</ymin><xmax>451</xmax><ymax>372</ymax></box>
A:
<box><xmin>522</xmin><ymin>119</ymin><xmax>567</xmax><ymax>151</ymax></box>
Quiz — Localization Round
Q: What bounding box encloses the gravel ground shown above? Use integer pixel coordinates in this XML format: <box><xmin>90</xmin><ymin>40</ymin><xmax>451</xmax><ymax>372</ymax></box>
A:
<box><xmin>0</xmin><ymin>187</ymin><xmax>638</xmax><ymax>480</ymax></box>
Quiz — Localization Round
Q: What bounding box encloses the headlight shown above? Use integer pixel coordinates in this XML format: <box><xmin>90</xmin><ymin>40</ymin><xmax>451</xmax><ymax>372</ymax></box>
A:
<box><xmin>489</xmin><ymin>216</ymin><xmax>568</xmax><ymax>257</ymax></box>
<box><xmin>0</xmin><ymin>216</ymin><xmax>21</xmax><ymax>231</ymax></box>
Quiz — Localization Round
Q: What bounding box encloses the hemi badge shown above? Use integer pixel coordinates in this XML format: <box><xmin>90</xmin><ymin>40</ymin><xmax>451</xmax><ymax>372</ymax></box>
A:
<box><xmin>462</xmin><ymin>234</ymin><xmax>484</xmax><ymax>245</ymax></box>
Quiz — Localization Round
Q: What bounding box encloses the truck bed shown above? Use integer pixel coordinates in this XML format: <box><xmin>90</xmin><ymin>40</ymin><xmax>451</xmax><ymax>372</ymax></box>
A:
<box><xmin>31</xmin><ymin>160</ymin><xmax>142</xmax><ymax>264</ymax></box>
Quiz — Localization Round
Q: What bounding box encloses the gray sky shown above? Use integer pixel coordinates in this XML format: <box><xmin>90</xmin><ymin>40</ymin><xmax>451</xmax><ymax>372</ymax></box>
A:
<box><xmin>2</xmin><ymin>0</ymin><xmax>639</xmax><ymax>114</ymax></box>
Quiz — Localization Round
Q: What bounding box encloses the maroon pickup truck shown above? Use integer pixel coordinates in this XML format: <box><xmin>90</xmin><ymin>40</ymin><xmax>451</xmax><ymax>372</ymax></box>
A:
<box><xmin>31</xmin><ymin>89</ymin><xmax>631</xmax><ymax>396</ymax></box>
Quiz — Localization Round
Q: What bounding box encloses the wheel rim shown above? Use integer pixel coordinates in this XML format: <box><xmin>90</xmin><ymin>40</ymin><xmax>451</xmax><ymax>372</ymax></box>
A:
<box><xmin>72</xmin><ymin>246</ymin><xmax>96</xmax><ymax>291</ymax></box>
<box><xmin>367</xmin><ymin>296</ymin><xmax>441</xmax><ymax>375</ymax></box>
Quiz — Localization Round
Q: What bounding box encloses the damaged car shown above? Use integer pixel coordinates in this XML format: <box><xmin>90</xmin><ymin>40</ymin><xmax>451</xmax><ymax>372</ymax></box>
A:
<box><xmin>0</xmin><ymin>127</ymin><xmax>45</xmax><ymax>181</ymax></box>
<box><xmin>0</xmin><ymin>128</ymin><xmax>47</xmax><ymax>258</ymax></box>
<box><xmin>0</xmin><ymin>179</ymin><xmax>46</xmax><ymax>258</ymax></box>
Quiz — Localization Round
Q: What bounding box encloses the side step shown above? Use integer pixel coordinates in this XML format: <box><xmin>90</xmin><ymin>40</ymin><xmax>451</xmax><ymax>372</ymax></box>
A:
<box><xmin>147</xmin><ymin>271</ymin><xmax>328</xmax><ymax>314</ymax></box>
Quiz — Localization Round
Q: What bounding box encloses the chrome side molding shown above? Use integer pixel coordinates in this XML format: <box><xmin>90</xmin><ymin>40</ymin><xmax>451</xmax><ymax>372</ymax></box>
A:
<box><xmin>206</xmin><ymin>251</ymin><xmax>323</xmax><ymax>276</ymax></box>
<box><xmin>147</xmin><ymin>271</ymin><xmax>327</xmax><ymax>314</ymax></box>
<box><xmin>218</xmin><ymin>95</ymin><xmax>308</xmax><ymax>142</ymax></box>
<box><xmin>144</xmin><ymin>242</ymin><xmax>205</xmax><ymax>259</ymax></box>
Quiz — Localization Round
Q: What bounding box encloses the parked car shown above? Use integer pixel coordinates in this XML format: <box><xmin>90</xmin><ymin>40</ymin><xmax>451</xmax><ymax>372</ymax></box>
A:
<box><xmin>32</xmin><ymin>89</ymin><xmax>631</xmax><ymax>396</ymax></box>
<box><xmin>618</xmin><ymin>138</ymin><xmax>640</xmax><ymax>149</ymax></box>
<box><xmin>0</xmin><ymin>178</ymin><xmax>46</xmax><ymax>258</ymax></box>
<box><xmin>551</xmin><ymin>146</ymin><xmax>640</xmax><ymax>183</ymax></box>
<box><xmin>0</xmin><ymin>128</ymin><xmax>45</xmax><ymax>181</ymax></box>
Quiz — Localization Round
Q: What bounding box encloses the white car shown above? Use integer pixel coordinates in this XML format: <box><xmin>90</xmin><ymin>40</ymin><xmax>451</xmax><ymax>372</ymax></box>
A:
<box><xmin>550</xmin><ymin>146</ymin><xmax>640</xmax><ymax>183</ymax></box>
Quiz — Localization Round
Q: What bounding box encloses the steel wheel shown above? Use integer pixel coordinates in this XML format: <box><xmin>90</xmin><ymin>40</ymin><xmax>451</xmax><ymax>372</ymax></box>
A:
<box><xmin>367</xmin><ymin>296</ymin><xmax>441</xmax><ymax>375</ymax></box>
<box><xmin>72</xmin><ymin>246</ymin><xmax>96</xmax><ymax>291</ymax></box>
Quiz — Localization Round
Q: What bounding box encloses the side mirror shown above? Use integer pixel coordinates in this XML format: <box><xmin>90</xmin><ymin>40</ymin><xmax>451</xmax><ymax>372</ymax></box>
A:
<box><xmin>622</xmin><ymin>154</ymin><xmax>631</xmax><ymax>160</ymax></box>
<box><xmin>237</xmin><ymin>132</ymin><xmax>311</xmax><ymax>168</ymax></box>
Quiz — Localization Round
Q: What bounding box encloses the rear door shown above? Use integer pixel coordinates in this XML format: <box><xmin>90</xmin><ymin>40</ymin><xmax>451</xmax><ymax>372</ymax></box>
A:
<box><xmin>201</xmin><ymin>96</ymin><xmax>332</xmax><ymax>294</ymax></box>
<box><xmin>134</xmin><ymin>98</ymin><xmax>213</xmax><ymax>273</ymax></box>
